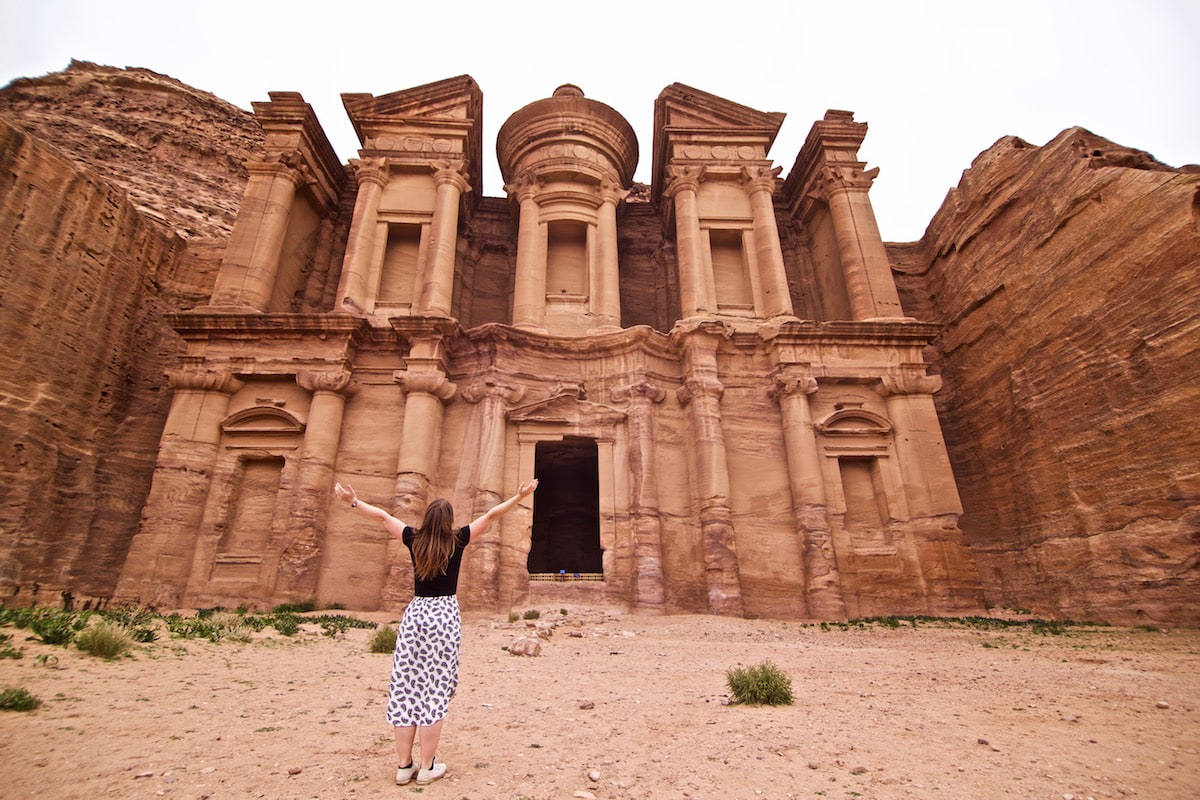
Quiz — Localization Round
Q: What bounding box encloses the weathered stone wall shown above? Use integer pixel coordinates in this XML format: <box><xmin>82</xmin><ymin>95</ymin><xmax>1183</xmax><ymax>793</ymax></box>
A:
<box><xmin>891</xmin><ymin>129</ymin><xmax>1200</xmax><ymax>625</ymax></box>
<box><xmin>0</xmin><ymin>116</ymin><xmax>185</xmax><ymax>601</ymax></box>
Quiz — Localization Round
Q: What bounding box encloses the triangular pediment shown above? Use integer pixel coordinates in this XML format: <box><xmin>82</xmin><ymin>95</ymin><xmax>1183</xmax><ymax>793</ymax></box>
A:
<box><xmin>652</xmin><ymin>83</ymin><xmax>786</xmax><ymax>200</ymax></box>
<box><xmin>508</xmin><ymin>391</ymin><xmax>626</xmax><ymax>425</ymax></box>
<box><xmin>655</xmin><ymin>83</ymin><xmax>786</xmax><ymax>136</ymax></box>
<box><xmin>342</xmin><ymin>75</ymin><xmax>482</xmax><ymax>126</ymax></box>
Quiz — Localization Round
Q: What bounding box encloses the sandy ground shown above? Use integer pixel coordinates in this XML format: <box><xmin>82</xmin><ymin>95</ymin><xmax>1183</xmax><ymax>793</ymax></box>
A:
<box><xmin>0</xmin><ymin>607</ymin><xmax>1197</xmax><ymax>800</ymax></box>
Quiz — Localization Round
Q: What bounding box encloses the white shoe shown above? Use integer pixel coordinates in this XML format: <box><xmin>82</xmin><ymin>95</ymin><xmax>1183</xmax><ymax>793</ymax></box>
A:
<box><xmin>395</xmin><ymin>762</ymin><xmax>416</xmax><ymax>785</ymax></box>
<box><xmin>416</xmin><ymin>758</ymin><xmax>447</xmax><ymax>784</ymax></box>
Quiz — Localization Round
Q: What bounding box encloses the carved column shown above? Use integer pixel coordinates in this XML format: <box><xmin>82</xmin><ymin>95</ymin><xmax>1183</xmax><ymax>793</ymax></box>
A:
<box><xmin>743</xmin><ymin>166</ymin><xmax>793</xmax><ymax>317</ymax></box>
<box><xmin>677</xmin><ymin>332</ymin><xmax>742</xmax><ymax>615</ymax></box>
<box><xmin>510</xmin><ymin>176</ymin><xmax>545</xmax><ymax>330</ymax></box>
<box><xmin>209</xmin><ymin>152</ymin><xmax>311</xmax><ymax>310</ymax></box>
<box><xmin>283</xmin><ymin>370</ymin><xmax>357</xmax><ymax>600</ymax></box>
<box><xmin>378</xmin><ymin>361</ymin><xmax>457</xmax><ymax>608</ymax></box>
<box><xmin>612</xmin><ymin>379</ymin><xmax>667</xmax><ymax>612</ymax></box>
<box><xmin>771</xmin><ymin>372</ymin><xmax>846</xmax><ymax>619</ymax></box>
<box><xmin>874</xmin><ymin>373</ymin><xmax>960</xmax><ymax>518</ymax></box>
<box><xmin>334</xmin><ymin>157</ymin><xmax>388</xmax><ymax>314</ymax></box>
<box><xmin>665</xmin><ymin>166</ymin><xmax>711</xmax><ymax>318</ymax></box>
<box><xmin>813</xmin><ymin>164</ymin><xmax>903</xmax><ymax>320</ymax></box>
<box><xmin>418</xmin><ymin>160</ymin><xmax>471</xmax><ymax>316</ymax></box>
<box><xmin>460</xmin><ymin>377</ymin><xmax>526</xmax><ymax>609</ymax></box>
<box><xmin>114</xmin><ymin>369</ymin><xmax>244</xmax><ymax>606</ymax></box>
<box><xmin>591</xmin><ymin>180</ymin><xmax>627</xmax><ymax>331</ymax></box>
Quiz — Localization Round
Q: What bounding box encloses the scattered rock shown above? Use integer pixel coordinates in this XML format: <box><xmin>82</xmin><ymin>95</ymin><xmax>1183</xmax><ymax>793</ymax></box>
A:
<box><xmin>579</xmin><ymin>700</ymin><xmax>595</xmax><ymax>710</ymax></box>
<box><xmin>587</xmin><ymin>769</ymin><xmax>601</xmax><ymax>782</ymax></box>
<box><xmin>287</xmin><ymin>767</ymin><xmax>302</xmax><ymax>775</ymax></box>
<box><xmin>508</xmin><ymin>636</ymin><xmax>542</xmax><ymax>656</ymax></box>
<box><xmin>1155</xmin><ymin>701</ymin><xmax>1170</xmax><ymax>709</ymax></box>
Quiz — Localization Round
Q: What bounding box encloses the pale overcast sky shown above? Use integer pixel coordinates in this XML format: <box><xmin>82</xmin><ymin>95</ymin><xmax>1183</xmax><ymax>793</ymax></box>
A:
<box><xmin>1</xmin><ymin>0</ymin><xmax>1196</xmax><ymax>242</ymax></box>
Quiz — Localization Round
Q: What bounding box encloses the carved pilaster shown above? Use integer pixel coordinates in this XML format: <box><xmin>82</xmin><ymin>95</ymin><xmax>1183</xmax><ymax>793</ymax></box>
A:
<box><xmin>810</xmin><ymin>163</ymin><xmax>879</xmax><ymax>200</ymax></box>
<box><xmin>612</xmin><ymin>378</ymin><xmax>667</xmax><ymax>612</ymax></box>
<box><xmin>770</xmin><ymin>370</ymin><xmax>846</xmax><ymax>619</ymax></box>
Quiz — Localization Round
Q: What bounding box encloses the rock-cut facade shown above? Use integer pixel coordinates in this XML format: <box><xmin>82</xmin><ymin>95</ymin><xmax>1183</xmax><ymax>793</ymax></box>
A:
<box><xmin>111</xmin><ymin>77</ymin><xmax>984</xmax><ymax>617</ymax></box>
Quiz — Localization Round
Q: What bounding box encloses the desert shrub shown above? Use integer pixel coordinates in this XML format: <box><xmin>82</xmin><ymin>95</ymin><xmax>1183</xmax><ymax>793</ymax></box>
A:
<box><xmin>272</xmin><ymin>614</ymin><xmax>300</xmax><ymax>636</ymax></box>
<box><xmin>272</xmin><ymin>599</ymin><xmax>318</xmax><ymax>614</ymax></box>
<box><xmin>0</xmin><ymin>633</ymin><xmax>23</xmax><ymax>660</ymax></box>
<box><xmin>522</xmin><ymin>609</ymin><xmax>540</xmax><ymax>620</ymax></box>
<box><xmin>75</xmin><ymin>620</ymin><xmax>134</xmax><ymax>659</ymax></box>
<box><xmin>368</xmin><ymin>625</ymin><xmax>398</xmax><ymax>653</ymax></box>
<box><xmin>100</xmin><ymin>607</ymin><xmax>158</xmax><ymax>642</ymax></box>
<box><xmin>0</xmin><ymin>687</ymin><xmax>42</xmax><ymax>711</ymax></box>
<box><xmin>507</xmin><ymin>612</ymin><xmax>519</xmax><ymax>623</ymax></box>
<box><xmin>209</xmin><ymin>612</ymin><xmax>254</xmax><ymax>642</ymax></box>
<box><xmin>726</xmin><ymin>661</ymin><xmax>794</xmax><ymax>706</ymax></box>
<box><xmin>29</xmin><ymin>610</ymin><xmax>86</xmax><ymax>645</ymax></box>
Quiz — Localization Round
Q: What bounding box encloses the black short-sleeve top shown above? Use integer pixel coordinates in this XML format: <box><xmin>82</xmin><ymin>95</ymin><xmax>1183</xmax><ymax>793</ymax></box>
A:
<box><xmin>402</xmin><ymin>526</ymin><xmax>471</xmax><ymax>597</ymax></box>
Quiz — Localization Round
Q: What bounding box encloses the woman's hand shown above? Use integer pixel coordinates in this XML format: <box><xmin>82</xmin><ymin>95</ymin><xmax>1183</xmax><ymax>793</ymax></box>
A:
<box><xmin>517</xmin><ymin>478</ymin><xmax>539</xmax><ymax>498</ymax></box>
<box><xmin>333</xmin><ymin>482</ymin><xmax>358</xmax><ymax>506</ymax></box>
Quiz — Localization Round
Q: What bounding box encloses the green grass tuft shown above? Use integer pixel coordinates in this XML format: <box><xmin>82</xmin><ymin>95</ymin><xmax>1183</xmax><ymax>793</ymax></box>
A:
<box><xmin>726</xmin><ymin>660</ymin><xmax>794</xmax><ymax>706</ymax></box>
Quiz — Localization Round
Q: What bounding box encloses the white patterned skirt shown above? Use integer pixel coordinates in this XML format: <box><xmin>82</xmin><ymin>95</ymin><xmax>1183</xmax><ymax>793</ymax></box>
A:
<box><xmin>385</xmin><ymin>595</ymin><xmax>462</xmax><ymax>727</ymax></box>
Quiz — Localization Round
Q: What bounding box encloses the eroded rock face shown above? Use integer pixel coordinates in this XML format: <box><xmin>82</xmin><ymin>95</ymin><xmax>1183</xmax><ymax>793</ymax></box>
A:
<box><xmin>0</xmin><ymin>60</ymin><xmax>262</xmax><ymax>242</ymax></box>
<box><xmin>0</xmin><ymin>62</ymin><xmax>264</xmax><ymax>603</ymax></box>
<box><xmin>891</xmin><ymin>129</ymin><xmax>1200</xmax><ymax>625</ymax></box>
<box><xmin>0</xmin><ymin>116</ymin><xmax>185</xmax><ymax>599</ymax></box>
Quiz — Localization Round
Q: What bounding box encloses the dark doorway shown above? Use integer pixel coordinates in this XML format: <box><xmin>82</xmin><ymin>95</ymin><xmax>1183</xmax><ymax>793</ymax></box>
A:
<box><xmin>528</xmin><ymin>437</ymin><xmax>603</xmax><ymax>575</ymax></box>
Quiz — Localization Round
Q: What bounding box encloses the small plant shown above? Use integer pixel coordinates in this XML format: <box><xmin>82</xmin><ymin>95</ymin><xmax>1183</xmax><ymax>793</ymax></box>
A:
<box><xmin>0</xmin><ymin>687</ymin><xmax>42</xmax><ymax>712</ymax></box>
<box><xmin>522</xmin><ymin>609</ymin><xmax>540</xmax><ymax>620</ymax></box>
<box><xmin>368</xmin><ymin>625</ymin><xmax>398</xmax><ymax>653</ymax></box>
<box><xmin>272</xmin><ymin>614</ymin><xmax>300</xmax><ymax>636</ymax></box>
<box><xmin>75</xmin><ymin>620</ymin><xmax>135</xmax><ymax>659</ymax></box>
<box><xmin>726</xmin><ymin>660</ymin><xmax>794</xmax><ymax>706</ymax></box>
<box><xmin>272</xmin><ymin>599</ymin><xmax>318</xmax><ymax>614</ymax></box>
<box><xmin>507</xmin><ymin>612</ymin><xmax>519</xmax><ymax>623</ymax></box>
<box><xmin>0</xmin><ymin>633</ymin><xmax>23</xmax><ymax>660</ymax></box>
<box><xmin>29</xmin><ymin>610</ymin><xmax>85</xmax><ymax>645</ymax></box>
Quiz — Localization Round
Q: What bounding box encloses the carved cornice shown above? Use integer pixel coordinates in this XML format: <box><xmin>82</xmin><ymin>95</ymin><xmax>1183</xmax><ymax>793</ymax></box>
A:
<box><xmin>246</xmin><ymin>154</ymin><xmax>313</xmax><ymax>189</ymax></box>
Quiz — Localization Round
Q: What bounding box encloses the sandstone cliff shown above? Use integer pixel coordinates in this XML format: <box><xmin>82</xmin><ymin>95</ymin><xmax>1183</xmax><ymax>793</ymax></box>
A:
<box><xmin>0</xmin><ymin>63</ymin><xmax>265</xmax><ymax>602</ymax></box>
<box><xmin>0</xmin><ymin>60</ymin><xmax>262</xmax><ymax>242</ymax></box>
<box><xmin>891</xmin><ymin>129</ymin><xmax>1200</xmax><ymax>625</ymax></box>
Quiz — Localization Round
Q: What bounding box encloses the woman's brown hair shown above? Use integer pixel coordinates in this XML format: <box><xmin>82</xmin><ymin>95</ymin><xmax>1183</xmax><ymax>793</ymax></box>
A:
<box><xmin>411</xmin><ymin>499</ymin><xmax>460</xmax><ymax>580</ymax></box>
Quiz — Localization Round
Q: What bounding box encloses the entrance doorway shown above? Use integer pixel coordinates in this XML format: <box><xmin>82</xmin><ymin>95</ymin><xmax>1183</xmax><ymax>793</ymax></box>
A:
<box><xmin>528</xmin><ymin>437</ymin><xmax>602</xmax><ymax>575</ymax></box>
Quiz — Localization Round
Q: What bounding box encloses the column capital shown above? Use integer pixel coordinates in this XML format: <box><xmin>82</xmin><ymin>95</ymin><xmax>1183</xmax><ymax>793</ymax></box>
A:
<box><xmin>769</xmin><ymin>373</ymin><xmax>819</xmax><ymax>403</ymax></box>
<box><xmin>349</xmin><ymin>157</ymin><xmax>389</xmax><ymax>188</ymax></box>
<box><xmin>874</xmin><ymin>372</ymin><xmax>943</xmax><ymax>397</ymax></box>
<box><xmin>166</xmin><ymin>369</ymin><xmax>245</xmax><ymax>394</ymax></box>
<box><xmin>504</xmin><ymin>172</ymin><xmax>541</xmax><ymax>203</ymax></box>
<box><xmin>394</xmin><ymin>370</ymin><xmax>457</xmax><ymax>401</ymax></box>
<box><xmin>810</xmin><ymin>163</ymin><xmax>879</xmax><ymax>201</ymax></box>
<box><xmin>676</xmin><ymin>376</ymin><xmax>724</xmax><ymax>406</ymax></box>
<box><xmin>247</xmin><ymin>150</ymin><xmax>314</xmax><ymax>188</ymax></box>
<box><xmin>296</xmin><ymin>369</ymin><xmax>359</xmax><ymax>396</ymax></box>
<box><xmin>600</xmin><ymin>177</ymin><xmax>630</xmax><ymax>206</ymax></box>
<box><xmin>663</xmin><ymin>164</ymin><xmax>705</xmax><ymax>197</ymax></box>
<box><xmin>432</xmin><ymin>159</ymin><xmax>472</xmax><ymax>193</ymax></box>
<box><xmin>612</xmin><ymin>380</ymin><xmax>666</xmax><ymax>405</ymax></box>
<box><xmin>460</xmin><ymin>377</ymin><xmax>527</xmax><ymax>405</ymax></box>
<box><xmin>741</xmin><ymin>164</ymin><xmax>783</xmax><ymax>195</ymax></box>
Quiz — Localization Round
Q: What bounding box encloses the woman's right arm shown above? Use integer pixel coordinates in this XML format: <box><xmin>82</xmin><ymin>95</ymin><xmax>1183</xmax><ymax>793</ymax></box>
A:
<box><xmin>333</xmin><ymin>482</ymin><xmax>409</xmax><ymax>540</ymax></box>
